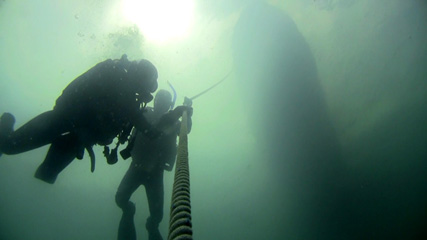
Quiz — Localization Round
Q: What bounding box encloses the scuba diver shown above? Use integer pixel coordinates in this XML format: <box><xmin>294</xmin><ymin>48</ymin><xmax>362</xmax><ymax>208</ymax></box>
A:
<box><xmin>115</xmin><ymin>89</ymin><xmax>192</xmax><ymax>240</ymax></box>
<box><xmin>0</xmin><ymin>54</ymin><xmax>188</xmax><ymax>184</ymax></box>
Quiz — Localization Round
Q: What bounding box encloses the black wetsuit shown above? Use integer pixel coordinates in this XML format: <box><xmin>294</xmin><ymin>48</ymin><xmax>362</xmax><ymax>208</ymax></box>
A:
<box><xmin>115</xmin><ymin>107</ymin><xmax>191</xmax><ymax>240</ymax></box>
<box><xmin>0</xmin><ymin>56</ymin><xmax>155</xmax><ymax>183</ymax></box>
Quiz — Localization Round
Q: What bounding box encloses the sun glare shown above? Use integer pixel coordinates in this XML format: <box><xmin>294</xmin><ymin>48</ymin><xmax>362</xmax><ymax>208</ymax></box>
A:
<box><xmin>122</xmin><ymin>0</ymin><xmax>195</xmax><ymax>43</ymax></box>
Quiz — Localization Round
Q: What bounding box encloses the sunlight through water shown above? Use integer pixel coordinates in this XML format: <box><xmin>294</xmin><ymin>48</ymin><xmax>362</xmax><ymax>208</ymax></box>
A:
<box><xmin>122</xmin><ymin>0</ymin><xmax>195</xmax><ymax>43</ymax></box>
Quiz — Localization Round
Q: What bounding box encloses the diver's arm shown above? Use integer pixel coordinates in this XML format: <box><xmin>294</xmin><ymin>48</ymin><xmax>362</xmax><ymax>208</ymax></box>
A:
<box><xmin>129</xmin><ymin>109</ymin><xmax>161</xmax><ymax>139</ymax></box>
<box><xmin>154</xmin><ymin>106</ymin><xmax>190</xmax><ymax>133</ymax></box>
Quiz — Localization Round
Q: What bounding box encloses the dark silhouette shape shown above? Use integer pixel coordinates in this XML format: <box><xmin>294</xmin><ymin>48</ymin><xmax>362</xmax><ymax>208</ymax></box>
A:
<box><xmin>0</xmin><ymin>54</ymin><xmax>160</xmax><ymax>184</ymax></box>
<box><xmin>232</xmin><ymin>2</ymin><xmax>348</xmax><ymax>240</ymax></box>
<box><xmin>115</xmin><ymin>90</ymin><xmax>192</xmax><ymax>240</ymax></box>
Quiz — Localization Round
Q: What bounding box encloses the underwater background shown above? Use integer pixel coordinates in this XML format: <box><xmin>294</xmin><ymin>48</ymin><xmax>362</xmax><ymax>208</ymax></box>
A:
<box><xmin>0</xmin><ymin>0</ymin><xmax>426</xmax><ymax>239</ymax></box>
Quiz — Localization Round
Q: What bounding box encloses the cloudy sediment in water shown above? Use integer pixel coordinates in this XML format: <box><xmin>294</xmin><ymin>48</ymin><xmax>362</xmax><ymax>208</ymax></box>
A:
<box><xmin>0</xmin><ymin>0</ymin><xmax>426</xmax><ymax>239</ymax></box>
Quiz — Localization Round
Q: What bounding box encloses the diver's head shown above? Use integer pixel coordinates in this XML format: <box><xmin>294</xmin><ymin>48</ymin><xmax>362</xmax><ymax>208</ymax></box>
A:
<box><xmin>154</xmin><ymin>89</ymin><xmax>172</xmax><ymax>114</ymax></box>
<box><xmin>128</xmin><ymin>59</ymin><xmax>158</xmax><ymax>104</ymax></box>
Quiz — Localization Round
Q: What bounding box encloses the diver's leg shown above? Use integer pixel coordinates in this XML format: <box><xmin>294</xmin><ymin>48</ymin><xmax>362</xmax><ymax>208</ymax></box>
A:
<box><xmin>116</xmin><ymin>165</ymin><xmax>141</xmax><ymax>240</ymax></box>
<box><xmin>0</xmin><ymin>111</ymin><xmax>71</xmax><ymax>155</ymax></box>
<box><xmin>34</xmin><ymin>133</ymin><xmax>81</xmax><ymax>184</ymax></box>
<box><xmin>144</xmin><ymin>170</ymin><xmax>164</xmax><ymax>240</ymax></box>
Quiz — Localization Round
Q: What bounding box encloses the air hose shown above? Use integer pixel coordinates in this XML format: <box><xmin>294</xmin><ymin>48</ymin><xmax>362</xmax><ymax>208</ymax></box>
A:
<box><xmin>168</xmin><ymin>111</ymin><xmax>193</xmax><ymax>240</ymax></box>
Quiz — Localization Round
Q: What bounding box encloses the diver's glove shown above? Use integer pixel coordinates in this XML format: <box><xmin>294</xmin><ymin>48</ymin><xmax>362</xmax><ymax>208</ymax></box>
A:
<box><xmin>183</xmin><ymin>96</ymin><xmax>193</xmax><ymax>107</ymax></box>
<box><xmin>182</xmin><ymin>98</ymin><xmax>194</xmax><ymax>117</ymax></box>
<box><xmin>104</xmin><ymin>146</ymin><xmax>118</xmax><ymax>165</ymax></box>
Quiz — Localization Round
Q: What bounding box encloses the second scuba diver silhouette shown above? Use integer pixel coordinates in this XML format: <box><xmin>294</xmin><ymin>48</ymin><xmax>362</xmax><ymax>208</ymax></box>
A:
<box><xmin>115</xmin><ymin>89</ymin><xmax>193</xmax><ymax>240</ymax></box>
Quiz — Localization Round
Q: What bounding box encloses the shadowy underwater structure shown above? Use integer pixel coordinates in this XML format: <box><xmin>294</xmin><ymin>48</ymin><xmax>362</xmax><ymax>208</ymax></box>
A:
<box><xmin>232</xmin><ymin>2</ymin><xmax>427</xmax><ymax>240</ymax></box>
<box><xmin>232</xmin><ymin>2</ymin><xmax>348</xmax><ymax>239</ymax></box>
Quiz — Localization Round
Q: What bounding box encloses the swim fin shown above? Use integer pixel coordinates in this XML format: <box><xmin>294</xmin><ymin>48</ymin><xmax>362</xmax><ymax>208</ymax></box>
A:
<box><xmin>0</xmin><ymin>112</ymin><xmax>16</xmax><ymax>157</ymax></box>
